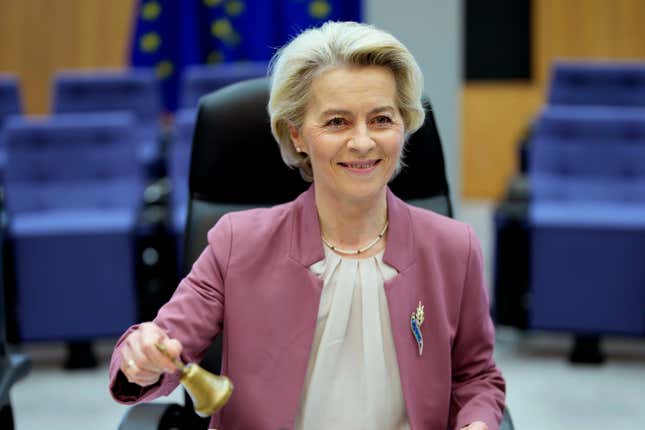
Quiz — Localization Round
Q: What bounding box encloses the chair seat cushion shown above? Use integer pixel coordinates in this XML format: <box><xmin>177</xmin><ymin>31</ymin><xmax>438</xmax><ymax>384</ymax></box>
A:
<box><xmin>10</xmin><ymin>208</ymin><xmax>137</xmax><ymax>236</ymax></box>
<box><xmin>530</xmin><ymin>202</ymin><xmax>645</xmax><ymax>229</ymax></box>
<box><xmin>13</xmin><ymin>227</ymin><xmax>138</xmax><ymax>340</ymax></box>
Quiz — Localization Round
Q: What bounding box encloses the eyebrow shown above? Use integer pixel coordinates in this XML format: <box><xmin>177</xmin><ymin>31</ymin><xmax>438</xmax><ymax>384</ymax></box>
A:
<box><xmin>319</xmin><ymin>106</ymin><xmax>396</xmax><ymax>118</ymax></box>
<box><xmin>370</xmin><ymin>106</ymin><xmax>396</xmax><ymax>115</ymax></box>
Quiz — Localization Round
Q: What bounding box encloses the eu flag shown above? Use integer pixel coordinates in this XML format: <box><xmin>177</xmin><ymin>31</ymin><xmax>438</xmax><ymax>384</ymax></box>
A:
<box><xmin>130</xmin><ymin>0</ymin><xmax>361</xmax><ymax>112</ymax></box>
<box><xmin>280</xmin><ymin>0</ymin><xmax>362</xmax><ymax>38</ymax></box>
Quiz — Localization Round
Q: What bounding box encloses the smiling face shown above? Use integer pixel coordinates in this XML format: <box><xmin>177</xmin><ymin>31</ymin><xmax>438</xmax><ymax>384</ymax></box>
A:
<box><xmin>289</xmin><ymin>65</ymin><xmax>405</xmax><ymax>205</ymax></box>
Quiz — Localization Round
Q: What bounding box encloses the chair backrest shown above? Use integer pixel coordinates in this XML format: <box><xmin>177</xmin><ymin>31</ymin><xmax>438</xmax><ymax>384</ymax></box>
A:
<box><xmin>52</xmin><ymin>69</ymin><xmax>161</xmax><ymax>122</ymax></box>
<box><xmin>0</xmin><ymin>75</ymin><xmax>22</xmax><ymax>175</ymax></box>
<box><xmin>3</xmin><ymin>112</ymin><xmax>143</xmax><ymax>214</ymax></box>
<box><xmin>0</xmin><ymin>74</ymin><xmax>21</xmax><ymax>131</ymax></box>
<box><xmin>548</xmin><ymin>61</ymin><xmax>645</xmax><ymax>107</ymax></box>
<box><xmin>530</xmin><ymin>106</ymin><xmax>645</xmax><ymax>204</ymax></box>
<box><xmin>179</xmin><ymin>62</ymin><xmax>268</xmax><ymax>110</ymax></box>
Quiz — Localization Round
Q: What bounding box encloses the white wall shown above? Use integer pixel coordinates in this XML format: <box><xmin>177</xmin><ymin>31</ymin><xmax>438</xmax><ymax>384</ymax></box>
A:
<box><xmin>364</xmin><ymin>0</ymin><xmax>463</xmax><ymax>212</ymax></box>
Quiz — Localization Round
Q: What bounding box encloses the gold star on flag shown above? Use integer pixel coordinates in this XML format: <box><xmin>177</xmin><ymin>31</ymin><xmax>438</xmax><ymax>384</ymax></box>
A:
<box><xmin>204</xmin><ymin>0</ymin><xmax>223</xmax><ymax>7</ymax></box>
<box><xmin>211</xmin><ymin>18</ymin><xmax>232</xmax><ymax>38</ymax></box>
<box><xmin>309</xmin><ymin>0</ymin><xmax>331</xmax><ymax>19</ymax></box>
<box><xmin>225</xmin><ymin>0</ymin><xmax>245</xmax><ymax>16</ymax></box>
<box><xmin>155</xmin><ymin>60</ymin><xmax>174</xmax><ymax>79</ymax></box>
<box><xmin>207</xmin><ymin>50</ymin><xmax>224</xmax><ymax>64</ymax></box>
<box><xmin>140</xmin><ymin>32</ymin><xmax>161</xmax><ymax>53</ymax></box>
<box><xmin>211</xmin><ymin>18</ymin><xmax>241</xmax><ymax>45</ymax></box>
<box><xmin>141</xmin><ymin>1</ymin><xmax>161</xmax><ymax>20</ymax></box>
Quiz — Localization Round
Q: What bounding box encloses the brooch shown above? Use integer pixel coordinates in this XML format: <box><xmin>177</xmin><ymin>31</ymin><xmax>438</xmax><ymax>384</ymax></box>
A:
<box><xmin>410</xmin><ymin>301</ymin><xmax>424</xmax><ymax>356</ymax></box>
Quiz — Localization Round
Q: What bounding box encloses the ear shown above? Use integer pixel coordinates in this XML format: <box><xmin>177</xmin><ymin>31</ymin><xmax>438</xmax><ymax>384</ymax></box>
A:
<box><xmin>289</xmin><ymin>124</ymin><xmax>306</xmax><ymax>154</ymax></box>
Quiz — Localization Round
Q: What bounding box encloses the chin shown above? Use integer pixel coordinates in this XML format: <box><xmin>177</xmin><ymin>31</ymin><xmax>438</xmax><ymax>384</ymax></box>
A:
<box><xmin>340</xmin><ymin>181</ymin><xmax>388</xmax><ymax>202</ymax></box>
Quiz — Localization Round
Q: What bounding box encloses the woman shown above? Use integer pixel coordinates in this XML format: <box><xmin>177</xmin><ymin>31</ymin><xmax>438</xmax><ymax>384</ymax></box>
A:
<box><xmin>110</xmin><ymin>21</ymin><xmax>506</xmax><ymax>430</ymax></box>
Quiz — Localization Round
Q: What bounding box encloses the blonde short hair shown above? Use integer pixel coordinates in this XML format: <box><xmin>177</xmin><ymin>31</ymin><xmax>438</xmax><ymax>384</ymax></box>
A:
<box><xmin>268</xmin><ymin>21</ymin><xmax>425</xmax><ymax>182</ymax></box>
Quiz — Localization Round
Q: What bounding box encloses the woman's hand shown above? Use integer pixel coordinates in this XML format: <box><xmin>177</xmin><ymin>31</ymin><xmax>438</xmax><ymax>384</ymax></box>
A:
<box><xmin>119</xmin><ymin>322</ymin><xmax>183</xmax><ymax>387</ymax></box>
<box><xmin>460</xmin><ymin>421</ymin><xmax>488</xmax><ymax>430</ymax></box>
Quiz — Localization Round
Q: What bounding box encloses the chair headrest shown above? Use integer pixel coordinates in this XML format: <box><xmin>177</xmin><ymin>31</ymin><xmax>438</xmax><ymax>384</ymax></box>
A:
<box><xmin>189</xmin><ymin>78</ymin><xmax>308</xmax><ymax>205</ymax></box>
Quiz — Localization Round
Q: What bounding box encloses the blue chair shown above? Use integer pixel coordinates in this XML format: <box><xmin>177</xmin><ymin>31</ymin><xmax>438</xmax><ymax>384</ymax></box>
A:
<box><xmin>493</xmin><ymin>62</ymin><xmax>645</xmax><ymax>333</ymax></box>
<box><xmin>179</xmin><ymin>62</ymin><xmax>268</xmax><ymax>109</ymax></box>
<box><xmin>549</xmin><ymin>61</ymin><xmax>645</xmax><ymax>107</ymax></box>
<box><xmin>52</xmin><ymin>69</ymin><xmax>163</xmax><ymax>176</ymax></box>
<box><xmin>0</xmin><ymin>74</ymin><xmax>21</xmax><ymax>129</ymax></box>
<box><xmin>528</xmin><ymin>106</ymin><xmax>645</xmax><ymax>335</ymax></box>
<box><xmin>0</xmin><ymin>74</ymin><xmax>22</xmax><ymax>177</ymax></box>
<box><xmin>2</xmin><ymin>112</ymin><xmax>144</xmax><ymax>341</ymax></box>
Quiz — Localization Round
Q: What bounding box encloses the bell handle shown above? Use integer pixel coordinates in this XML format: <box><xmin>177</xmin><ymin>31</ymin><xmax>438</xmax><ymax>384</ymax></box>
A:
<box><xmin>155</xmin><ymin>342</ymin><xmax>186</xmax><ymax>372</ymax></box>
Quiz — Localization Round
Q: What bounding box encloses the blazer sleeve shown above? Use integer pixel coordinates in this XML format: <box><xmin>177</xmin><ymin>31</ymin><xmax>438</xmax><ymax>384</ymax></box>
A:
<box><xmin>108</xmin><ymin>214</ymin><xmax>232</xmax><ymax>404</ymax></box>
<box><xmin>449</xmin><ymin>225</ymin><xmax>506</xmax><ymax>430</ymax></box>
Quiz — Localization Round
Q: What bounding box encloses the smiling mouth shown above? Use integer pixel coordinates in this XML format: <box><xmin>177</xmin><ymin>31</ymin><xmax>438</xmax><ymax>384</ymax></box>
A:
<box><xmin>338</xmin><ymin>159</ymin><xmax>381</xmax><ymax>169</ymax></box>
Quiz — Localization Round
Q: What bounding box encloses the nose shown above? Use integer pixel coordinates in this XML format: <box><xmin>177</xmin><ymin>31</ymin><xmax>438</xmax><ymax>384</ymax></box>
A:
<box><xmin>347</xmin><ymin>124</ymin><xmax>375</xmax><ymax>154</ymax></box>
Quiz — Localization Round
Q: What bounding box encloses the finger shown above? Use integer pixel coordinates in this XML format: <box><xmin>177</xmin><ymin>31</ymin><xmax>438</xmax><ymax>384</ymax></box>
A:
<box><xmin>148</xmin><ymin>338</ymin><xmax>183</xmax><ymax>373</ymax></box>
<box><xmin>136</xmin><ymin>323</ymin><xmax>174</xmax><ymax>371</ymax></box>
<box><xmin>127</xmin><ymin>334</ymin><xmax>166</xmax><ymax>374</ymax></box>
<box><xmin>164</xmin><ymin>338</ymin><xmax>183</xmax><ymax>362</ymax></box>
<box><xmin>128</xmin><ymin>369</ymin><xmax>162</xmax><ymax>387</ymax></box>
<box><xmin>119</xmin><ymin>343</ymin><xmax>147</xmax><ymax>375</ymax></box>
<box><xmin>139</xmin><ymin>332</ymin><xmax>179</xmax><ymax>373</ymax></box>
<box><xmin>125</xmin><ymin>360</ymin><xmax>161</xmax><ymax>381</ymax></box>
<box><xmin>463</xmin><ymin>422</ymin><xmax>487</xmax><ymax>430</ymax></box>
<box><xmin>120</xmin><ymin>352</ymin><xmax>162</xmax><ymax>386</ymax></box>
<box><xmin>119</xmin><ymin>344</ymin><xmax>134</xmax><ymax>375</ymax></box>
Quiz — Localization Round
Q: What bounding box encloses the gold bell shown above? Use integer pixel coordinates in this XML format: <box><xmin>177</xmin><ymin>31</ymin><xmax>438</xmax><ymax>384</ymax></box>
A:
<box><xmin>156</xmin><ymin>343</ymin><xmax>234</xmax><ymax>417</ymax></box>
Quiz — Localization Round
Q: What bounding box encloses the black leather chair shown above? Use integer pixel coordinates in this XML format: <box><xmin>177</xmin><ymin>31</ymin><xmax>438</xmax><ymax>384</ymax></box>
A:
<box><xmin>119</xmin><ymin>77</ymin><xmax>513</xmax><ymax>429</ymax></box>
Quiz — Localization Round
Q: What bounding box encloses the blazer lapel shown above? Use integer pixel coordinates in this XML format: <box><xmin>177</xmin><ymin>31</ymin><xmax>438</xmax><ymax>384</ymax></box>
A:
<box><xmin>289</xmin><ymin>185</ymin><xmax>325</xmax><ymax>267</ymax></box>
<box><xmin>383</xmin><ymin>188</ymin><xmax>416</xmax><ymax>272</ymax></box>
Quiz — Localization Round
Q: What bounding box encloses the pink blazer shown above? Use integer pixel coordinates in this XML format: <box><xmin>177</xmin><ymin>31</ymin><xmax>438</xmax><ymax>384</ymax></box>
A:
<box><xmin>110</xmin><ymin>186</ymin><xmax>505</xmax><ymax>429</ymax></box>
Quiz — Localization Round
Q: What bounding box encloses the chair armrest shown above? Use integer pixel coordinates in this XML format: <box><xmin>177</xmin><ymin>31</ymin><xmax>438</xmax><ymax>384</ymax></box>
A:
<box><xmin>143</xmin><ymin>178</ymin><xmax>172</xmax><ymax>208</ymax></box>
<box><xmin>495</xmin><ymin>174</ymin><xmax>530</xmax><ymax>223</ymax></box>
<box><xmin>506</xmin><ymin>174</ymin><xmax>530</xmax><ymax>202</ymax></box>
<box><xmin>500</xmin><ymin>405</ymin><xmax>515</xmax><ymax>430</ymax></box>
<box><xmin>0</xmin><ymin>353</ymin><xmax>31</xmax><ymax>406</ymax></box>
<box><xmin>118</xmin><ymin>402</ymin><xmax>185</xmax><ymax>430</ymax></box>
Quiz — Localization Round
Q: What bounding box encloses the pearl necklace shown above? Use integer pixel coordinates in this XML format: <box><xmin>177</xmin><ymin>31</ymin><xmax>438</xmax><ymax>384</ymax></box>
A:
<box><xmin>321</xmin><ymin>221</ymin><xmax>389</xmax><ymax>255</ymax></box>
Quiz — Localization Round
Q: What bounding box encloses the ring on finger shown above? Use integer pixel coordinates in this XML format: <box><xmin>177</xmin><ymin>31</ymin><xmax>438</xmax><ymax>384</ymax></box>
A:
<box><xmin>126</xmin><ymin>359</ymin><xmax>136</xmax><ymax>369</ymax></box>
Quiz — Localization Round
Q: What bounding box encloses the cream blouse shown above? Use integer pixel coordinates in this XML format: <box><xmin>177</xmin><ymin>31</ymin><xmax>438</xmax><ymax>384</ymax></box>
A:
<box><xmin>295</xmin><ymin>245</ymin><xmax>410</xmax><ymax>430</ymax></box>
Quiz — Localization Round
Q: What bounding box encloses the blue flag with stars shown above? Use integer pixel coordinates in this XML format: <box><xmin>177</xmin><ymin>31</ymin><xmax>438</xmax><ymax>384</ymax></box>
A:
<box><xmin>130</xmin><ymin>0</ymin><xmax>361</xmax><ymax>111</ymax></box>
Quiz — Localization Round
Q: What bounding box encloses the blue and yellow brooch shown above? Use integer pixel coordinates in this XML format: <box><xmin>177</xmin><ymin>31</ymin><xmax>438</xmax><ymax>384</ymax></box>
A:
<box><xmin>410</xmin><ymin>301</ymin><xmax>424</xmax><ymax>356</ymax></box>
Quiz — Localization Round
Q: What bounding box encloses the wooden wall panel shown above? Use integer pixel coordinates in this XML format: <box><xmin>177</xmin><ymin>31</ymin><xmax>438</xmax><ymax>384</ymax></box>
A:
<box><xmin>462</xmin><ymin>84</ymin><xmax>542</xmax><ymax>199</ymax></box>
<box><xmin>0</xmin><ymin>0</ymin><xmax>136</xmax><ymax>115</ymax></box>
<box><xmin>533</xmin><ymin>0</ymin><xmax>645</xmax><ymax>84</ymax></box>
<box><xmin>463</xmin><ymin>0</ymin><xmax>645</xmax><ymax>198</ymax></box>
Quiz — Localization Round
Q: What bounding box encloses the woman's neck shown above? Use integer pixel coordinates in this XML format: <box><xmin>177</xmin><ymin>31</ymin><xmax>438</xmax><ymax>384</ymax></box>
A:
<box><xmin>314</xmin><ymin>185</ymin><xmax>388</xmax><ymax>256</ymax></box>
